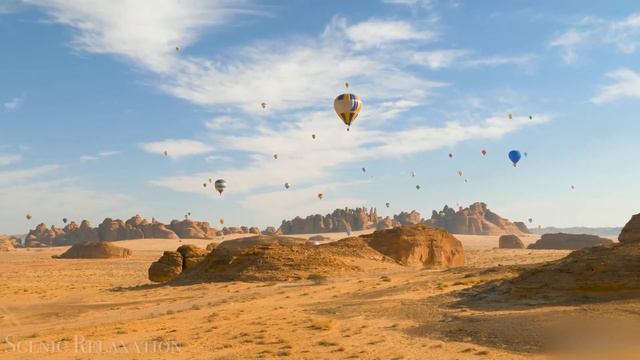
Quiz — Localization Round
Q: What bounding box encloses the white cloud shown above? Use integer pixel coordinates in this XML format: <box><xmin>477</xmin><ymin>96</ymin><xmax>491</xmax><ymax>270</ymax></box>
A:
<box><xmin>344</xmin><ymin>19</ymin><xmax>435</xmax><ymax>48</ymax></box>
<box><xmin>0</xmin><ymin>165</ymin><xmax>59</xmax><ymax>187</ymax></box>
<box><xmin>205</xmin><ymin>116</ymin><xmax>248</xmax><ymax>131</ymax></box>
<box><xmin>98</xmin><ymin>150</ymin><xmax>120</xmax><ymax>157</ymax></box>
<box><xmin>3</xmin><ymin>97</ymin><xmax>23</xmax><ymax>111</ymax></box>
<box><xmin>79</xmin><ymin>155</ymin><xmax>99</xmax><ymax>161</ymax></box>
<box><xmin>550</xmin><ymin>13</ymin><xmax>640</xmax><ymax>64</ymax></box>
<box><xmin>140</xmin><ymin>139</ymin><xmax>214</xmax><ymax>158</ymax></box>
<box><xmin>24</xmin><ymin>0</ymin><xmax>259</xmax><ymax>74</ymax></box>
<box><xmin>0</xmin><ymin>154</ymin><xmax>21</xmax><ymax>166</ymax></box>
<box><xmin>591</xmin><ymin>68</ymin><xmax>640</xmax><ymax>103</ymax></box>
<box><xmin>411</xmin><ymin>50</ymin><xmax>534</xmax><ymax>69</ymax></box>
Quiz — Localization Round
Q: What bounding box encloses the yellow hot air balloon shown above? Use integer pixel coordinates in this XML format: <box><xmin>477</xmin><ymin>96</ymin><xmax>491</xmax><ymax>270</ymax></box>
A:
<box><xmin>26</xmin><ymin>213</ymin><xmax>32</xmax><ymax>220</ymax></box>
<box><xmin>219</xmin><ymin>218</ymin><xmax>224</xmax><ymax>225</ymax></box>
<box><xmin>334</xmin><ymin>93</ymin><xmax>362</xmax><ymax>131</ymax></box>
<box><xmin>508</xmin><ymin>113</ymin><xmax>513</xmax><ymax>120</ymax></box>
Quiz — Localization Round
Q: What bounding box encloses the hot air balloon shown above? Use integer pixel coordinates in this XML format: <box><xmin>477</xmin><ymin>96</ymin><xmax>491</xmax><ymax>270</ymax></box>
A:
<box><xmin>416</xmin><ymin>185</ymin><xmax>421</xmax><ymax>190</ymax></box>
<box><xmin>385</xmin><ymin>202</ymin><xmax>390</xmax><ymax>208</ymax></box>
<box><xmin>529</xmin><ymin>115</ymin><xmax>533</xmax><ymax>120</ymax></box>
<box><xmin>26</xmin><ymin>213</ymin><xmax>32</xmax><ymax>220</ymax></box>
<box><xmin>261</xmin><ymin>102</ymin><xmax>267</xmax><ymax>109</ymax></box>
<box><xmin>411</xmin><ymin>171</ymin><xmax>416</xmax><ymax>177</ymax></box>
<box><xmin>317</xmin><ymin>193</ymin><xmax>324</xmax><ymax>199</ymax></box>
<box><xmin>464</xmin><ymin>178</ymin><xmax>468</xmax><ymax>183</ymax></box>
<box><xmin>312</xmin><ymin>134</ymin><xmax>316</xmax><ymax>140</ymax></box>
<box><xmin>571</xmin><ymin>185</ymin><xmax>575</xmax><ymax>190</ymax></box>
<box><xmin>481</xmin><ymin>149</ymin><xmax>487</xmax><ymax>156</ymax></box>
<box><xmin>523</xmin><ymin>152</ymin><xmax>528</xmax><ymax>158</ymax></box>
<box><xmin>273</xmin><ymin>154</ymin><xmax>278</xmax><ymax>160</ymax></box>
<box><xmin>345</xmin><ymin>82</ymin><xmax>349</xmax><ymax>89</ymax></box>
<box><xmin>163</xmin><ymin>150</ymin><xmax>168</xmax><ymax>157</ymax></box>
<box><xmin>219</xmin><ymin>218</ymin><xmax>224</xmax><ymax>225</ymax></box>
<box><xmin>458</xmin><ymin>170</ymin><xmax>463</xmax><ymax>177</ymax></box>
<box><xmin>537</xmin><ymin>224</ymin><xmax>542</xmax><ymax>229</ymax></box>
<box><xmin>528</xmin><ymin>218</ymin><xmax>533</xmax><ymax>223</ymax></box>
<box><xmin>508</xmin><ymin>113</ymin><xmax>513</xmax><ymax>120</ymax></box>
<box><xmin>508</xmin><ymin>150</ymin><xmax>522</xmax><ymax>167</ymax></box>
<box><xmin>203</xmin><ymin>183</ymin><xmax>208</xmax><ymax>188</ymax></box>
<box><xmin>361</xmin><ymin>167</ymin><xmax>366</xmax><ymax>173</ymax></box>
<box><xmin>284</xmin><ymin>182</ymin><xmax>290</xmax><ymax>189</ymax></box>
<box><xmin>208</xmin><ymin>178</ymin><xmax>212</xmax><ymax>184</ymax></box>
<box><xmin>334</xmin><ymin>93</ymin><xmax>362</xmax><ymax>131</ymax></box>
<box><xmin>62</xmin><ymin>218</ymin><xmax>68</xmax><ymax>224</ymax></box>
<box><xmin>188</xmin><ymin>212</ymin><xmax>191</xmax><ymax>216</ymax></box>
<box><xmin>214</xmin><ymin>179</ymin><xmax>227</xmax><ymax>195</ymax></box>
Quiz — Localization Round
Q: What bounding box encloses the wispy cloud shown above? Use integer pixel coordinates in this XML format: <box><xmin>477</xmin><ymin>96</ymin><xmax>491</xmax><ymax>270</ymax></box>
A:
<box><xmin>343</xmin><ymin>18</ymin><xmax>436</xmax><ymax>49</ymax></box>
<box><xmin>140</xmin><ymin>139</ymin><xmax>214</xmax><ymax>159</ymax></box>
<box><xmin>98</xmin><ymin>150</ymin><xmax>120</xmax><ymax>157</ymax></box>
<box><xmin>3</xmin><ymin>97</ymin><xmax>23</xmax><ymax>111</ymax></box>
<box><xmin>0</xmin><ymin>154</ymin><xmax>21</xmax><ymax>166</ymax></box>
<box><xmin>550</xmin><ymin>13</ymin><xmax>640</xmax><ymax>64</ymax></box>
<box><xmin>79</xmin><ymin>150</ymin><xmax>120</xmax><ymax>161</ymax></box>
<box><xmin>0</xmin><ymin>164</ymin><xmax>59</xmax><ymax>186</ymax></box>
<box><xmin>411</xmin><ymin>50</ymin><xmax>535</xmax><ymax>69</ymax></box>
<box><xmin>79</xmin><ymin>155</ymin><xmax>99</xmax><ymax>161</ymax></box>
<box><xmin>591</xmin><ymin>68</ymin><xmax>640</xmax><ymax>103</ymax></box>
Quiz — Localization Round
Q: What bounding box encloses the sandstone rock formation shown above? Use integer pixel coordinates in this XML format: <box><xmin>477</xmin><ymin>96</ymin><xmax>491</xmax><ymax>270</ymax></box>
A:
<box><xmin>53</xmin><ymin>241</ymin><xmax>131</xmax><ymax>259</ymax></box>
<box><xmin>141</xmin><ymin>222</ymin><xmax>178</xmax><ymax>239</ymax></box>
<box><xmin>262</xmin><ymin>226</ymin><xmax>282</xmax><ymax>236</ymax></box>
<box><xmin>499</xmin><ymin>235</ymin><xmax>525</xmax><ymax>249</ymax></box>
<box><xmin>393</xmin><ymin>211</ymin><xmax>422</xmax><ymax>225</ymax></box>
<box><xmin>0</xmin><ymin>235</ymin><xmax>17</xmax><ymax>251</ymax></box>
<box><xmin>376</xmin><ymin>216</ymin><xmax>401</xmax><ymax>230</ymax></box>
<box><xmin>176</xmin><ymin>244</ymin><xmax>208</xmax><ymax>269</ymax></box>
<box><xmin>361</xmin><ymin>224</ymin><xmax>464</xmax><ymax>268</ymax></box>
<box><xmin>527</xmin><ymin>233</ymin><xmax>613</xmax><ymax>250</ymax></box>
<box><xmin>52</xmin><ymin>220</ymin><xmax>99</xmax><ymax>246</ymax></box>
<box><xmin>425</xmin><ymin>203</ymin><xmax>530</xmax><ymax>235</ymax></box>
<box><xmin>168</xmin><ymin>220</ymin><xmax>217</xmax><ymax>239</ymax></box>
<box><xmin>279</xmin><ymin>207</ymin><xmax>378</xmax><ymax>234</ymax></box>
<box><xmin>149</xmin><ymin>251</ymin><xmax>183</xmax><ymax>282</ymax></box>
<box><xmin>25</xmin><ymin>223</ymin><xmax>57</xmax><ymax>247</ymax></box>
<box><xmin>618</xmin><ymin>213</ymin><xmax>640</xmax><ymax>244</ymax></box>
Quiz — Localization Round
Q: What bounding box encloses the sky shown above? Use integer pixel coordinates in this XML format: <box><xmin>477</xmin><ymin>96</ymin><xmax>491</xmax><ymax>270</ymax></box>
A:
<box><xmin>1</xmin><ymin>0</ymin><xmax>640</xmax><ymax>234</ymax></box>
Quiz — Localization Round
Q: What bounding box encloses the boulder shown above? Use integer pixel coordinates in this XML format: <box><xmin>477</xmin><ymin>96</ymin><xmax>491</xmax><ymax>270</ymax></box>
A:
<box><xmin>618</xmin><ymin>213</ymin><xmax>640</xmax><ymax>244</ymax></box>
<box><xmin>528</xmin><ymin>233</ymin><xmax>613</xmax><ymax>250</ymax></box>
<box><xmin>53</xmin><ymin>241</ymin><xmax>131</xmax><ymax>259</ymax></box>
<box><xmin>499</xmin><ymin>234</ymin><xmax>525</xmax><ymax>249</ymax></box>
<box><xmin>176</xmin><ymin>244</ymin><xmax>208</xmax><ymax>270</ymax></box>
<box><xmin>360</xmin><ymin>224</ymin><xmax>464</xmax><ymax>268</ymax></box>
<box><xmin>148</xmin><ymin>251</ymin><xmax>183</xmax><ymax>282</ymax></box>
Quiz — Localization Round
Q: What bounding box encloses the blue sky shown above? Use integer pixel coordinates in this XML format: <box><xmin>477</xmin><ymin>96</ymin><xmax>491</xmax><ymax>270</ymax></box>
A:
<box><xmin>1</xmin><ymin>0</ymin><xmax>640</xmax><ymax>234</ymax></box>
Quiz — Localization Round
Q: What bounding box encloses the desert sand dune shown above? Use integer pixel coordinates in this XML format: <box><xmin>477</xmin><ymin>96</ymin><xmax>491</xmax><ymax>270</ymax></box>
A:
<box><xmin>0</xmin><ymin>232</ymin><xmax>592</xmax><ymax>359</ymax></box>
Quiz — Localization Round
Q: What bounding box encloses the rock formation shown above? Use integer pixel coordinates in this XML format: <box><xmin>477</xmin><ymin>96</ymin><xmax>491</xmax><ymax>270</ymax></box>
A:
<box><xmin>169</xmin><ymin>220</ymin><xmax>217</xmax><ymax>239</ymax></box>
<box><xmin>527</xmin><ymin>233</ymin><xmax>613</xmax><ymax>250</ymax></box>
<box><xmin>425</xmin><ymin>203</ymin><xmax>530</xmax><ymax>235</ymax></box>
<box><xmin>499</xmin><ymin>235</ymin><xmax>525</xmax><ymax>249</ymax></box>
<box><xmin>618</xmin><ymin>213</ymin><xmax>640</xmax><ymax>244</ymax></box>
<box><xmin>149</xmin><ymin>245</ymin><xmax>209</xmax><ymax>282</ymax></box>
<box><xmin>262</xmin><ymin>226</ymin><xmax>282</xmax><ymax>235</ymax></box>
<box><xmin>279</xmin><ymin>207</ymin><xmax>378</xmax><ymax>234</ymax></box>
<box><xmin>376</xmin><ymin>216</ymin><xmax>401</xmax><ymax>230</ymax></box>
<box><xmin>53</xmin><ymin>241</ymin><xmax>131</xmax><ymax>259</ymax></box>
<box><xmin>0</xmin><ymin>235</ymin><xmax>17</xmax><ymax>251</ymax></box>
<box><xmin>53</xmin><ymin>220</ymin><xmax>100</xmax><ymax>246</ymax></box>
<box><xmin>361</xmin><ymin>224</ymin><xmax>464</xmax><ymax>268</ymax></box>
<box><xmin>393</xmin><ymin>211</ymin><xmax>422</xmax><ymax>225</ymax></box>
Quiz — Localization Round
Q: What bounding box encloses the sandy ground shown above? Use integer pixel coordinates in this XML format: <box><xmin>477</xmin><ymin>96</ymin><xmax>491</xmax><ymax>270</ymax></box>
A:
<box><xmin>0</xmin><ymin>233</ymin><xmax>635</xmax><ymax>359</ymax></box>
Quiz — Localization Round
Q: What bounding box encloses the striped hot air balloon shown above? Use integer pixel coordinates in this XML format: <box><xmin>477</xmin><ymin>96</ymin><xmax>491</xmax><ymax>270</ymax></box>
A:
<box><xmin>334</xmin><ymin>93</ymin><xmax>362</xmax><ymax>131</ymax></box>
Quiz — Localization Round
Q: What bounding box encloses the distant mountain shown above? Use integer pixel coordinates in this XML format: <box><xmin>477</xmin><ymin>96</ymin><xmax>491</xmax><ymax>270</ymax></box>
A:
<box><xmin>529</xmin><ymin>227</ymin><xmax>622</xmax><ymax>237</ymax></box>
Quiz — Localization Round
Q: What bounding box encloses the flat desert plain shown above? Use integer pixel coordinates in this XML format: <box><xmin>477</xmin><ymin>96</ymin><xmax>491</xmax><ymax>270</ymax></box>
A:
<box><xmin>2</xmin><ymin>233</ymin><xmax>638</xmax><ymax>359</ymax></box>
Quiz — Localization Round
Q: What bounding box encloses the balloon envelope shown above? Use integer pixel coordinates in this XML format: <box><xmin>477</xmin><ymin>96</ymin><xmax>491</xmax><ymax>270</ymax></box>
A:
<box><xmin>508</xmin><ymin>150</ymin><xmax>522</xmax><ymax>166</ymax></box>
<box><xmin>334</xmin><ymin>93</ymin><xmax>362</xmax><ymax>130</ymax></box>
<box><xmin>214</xmin><ymin>179</ymin><xmax>227</xmax><ymax>194</ymax></box>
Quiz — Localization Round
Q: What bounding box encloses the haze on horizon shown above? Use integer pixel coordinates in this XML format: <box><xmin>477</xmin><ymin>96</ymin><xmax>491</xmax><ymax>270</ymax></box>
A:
<box><xmin>1</xmin><ymin>0</ymin><xmax>640</xmax><ymax>234</ymax></box>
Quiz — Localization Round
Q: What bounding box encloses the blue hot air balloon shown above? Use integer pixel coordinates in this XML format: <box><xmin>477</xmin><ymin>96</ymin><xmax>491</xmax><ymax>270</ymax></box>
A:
<box><xmin>508</xmin><ymin>150</ymin><xmax>522</xmax><ymax>167</ymax></box>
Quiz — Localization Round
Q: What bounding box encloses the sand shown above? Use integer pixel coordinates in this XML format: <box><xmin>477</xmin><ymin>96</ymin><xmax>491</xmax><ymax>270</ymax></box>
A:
<box><xmin>1</xmin><ymin>233</ymin><xmax>636</xmax><ymax>359</ymax></box>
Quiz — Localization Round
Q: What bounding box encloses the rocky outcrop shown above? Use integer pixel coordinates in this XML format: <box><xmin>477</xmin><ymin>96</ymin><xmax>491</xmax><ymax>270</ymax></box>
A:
<box><xmin>149</xmin><ymin>251</ymin><xmax>183</xmax><ymax>282</ymax></box>
<box><xmin>53</xmin><ymin>220</ymin><xmax>99</xmax><ymax>246</ymax></box>
<box><xmin>262</xmin><ymin>226</ymin><xmax>282</xmax><ymax>236</ymax></box>
<box><xmin>361</xmin><ymin>224</ymin><xmax>464</xmax><ymax>268</ymax></box>
<box><xmin>527</xmin><ymin>233</ymin><xmax>613</xmax><ymax>250</ymax></box>
<box><xmin>376</xmin><ymin>216</ymin><xmax>400</xmax><ymax>230</ymax></box>
<box><xmin>169</xmin><ymin>220</ymin><xmax>217</xmax><ymax>239</ymax></box>
<box><xmin>141</xmin><ymin>222</ymin><xmax>178</xmax><ymax>239</ymax></box>
<box><xmin>0</xmin><ymin>235</ymin><xmax>17</xmax><ymax>251</ymax></box>
<box><xmin>25</xmin><ymin>223</ymin><xmax>57</xmax><ymax>247</ymax></box>
<box><xmin>393</xmin><ymin>211</ymin><xmax>422</xmax><ymax>225</ymax></box>
<box><xmin>279</xmin><ymin>207</ymin><xmax>379</xmax><ymax>234</ymax></box>
<box><xmin>618</xmin><ymin>214</ymin><xmax>640</xmax><ymax>244</ymax></box>
<box><xmin>514</xmin><ymin>222</ymin><xmax>529</xmax><ymax>234</ymax></box>
<box><xmin>149</xmin><ymin>245</ymin><xmax>209</xmax><ymax>282</ymax></box>
<box><xmin>53</xmin><ymin>241</ymin><xmax>131</xmax><ymax>259</ymax></box>
<box><xmin>249</xmin><ymin>227</ymin><xmax>261</xmax><ymax>235</ymax></box>
<box><xmin>499</xmin><ymin>235</ymin><xmax>525</xmax><ymax>249</ymax></box>
<box><xmin>425</xmin><ymin>203</ymin><xmax>529</xmax><ymax>235</ymax></box>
